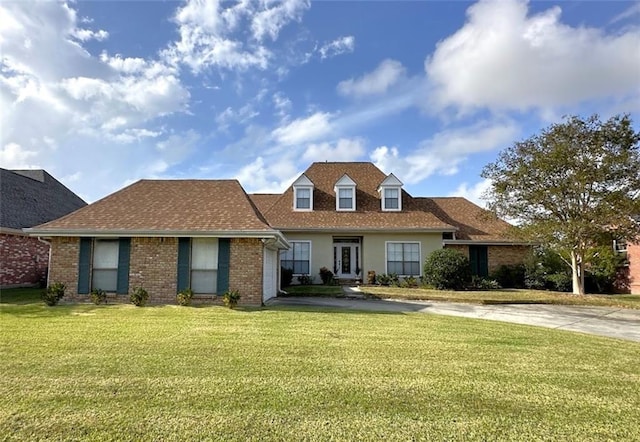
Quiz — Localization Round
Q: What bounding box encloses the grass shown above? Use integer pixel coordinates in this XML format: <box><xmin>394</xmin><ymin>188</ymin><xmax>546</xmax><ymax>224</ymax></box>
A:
<box><xmin>361</xmin><ymin>286</ymin><xmax>640</xmax><ymax>309</ymax></box>
<box><xmin>1</xmin><ymin>293</ymin><xmax>640</xmax><ymax>440</ymax></box>
<box><xmin>281</xmin><ymin>285</ymin><xmax>343</xmax><ymax>296</ymax></box>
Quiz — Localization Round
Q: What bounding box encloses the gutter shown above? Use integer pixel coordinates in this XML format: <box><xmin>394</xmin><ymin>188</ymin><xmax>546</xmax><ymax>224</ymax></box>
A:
<box><xmin>443</xmin><ymin>240</ymin><xmax>531</xmax><ymax>246</ymax></box>
<box><xmin>275</xmin><ymin>227</ymin><xmax>458</xmax><ymax>234</ymax></box>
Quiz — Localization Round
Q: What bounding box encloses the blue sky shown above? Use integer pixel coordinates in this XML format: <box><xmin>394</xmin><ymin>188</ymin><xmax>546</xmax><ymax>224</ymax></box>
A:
<box><xmin>1</xmin><ymin>0</ymin><xmax>639</xmax><ymax>205</ymax></box>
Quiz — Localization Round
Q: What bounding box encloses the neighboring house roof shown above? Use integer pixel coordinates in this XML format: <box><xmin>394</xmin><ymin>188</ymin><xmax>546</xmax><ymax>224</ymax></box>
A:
<box><xmin>29</xmin><ymin>180</ymin><xmax>284</xmax><ymax>243</ymax></box>
<box><xmin>259</xmin><ymin>162</ymin><xmax>455</xmax><ymax>232</ymax></box>
<box><xmin>416</xmin><ymin>197</ymin><xmax>520</xmax><ymax>243</ymax></box>
<box><xmin>0</xmin><ymin>168</ymin><xmax>87</xmax><ymax>230</ymax></box>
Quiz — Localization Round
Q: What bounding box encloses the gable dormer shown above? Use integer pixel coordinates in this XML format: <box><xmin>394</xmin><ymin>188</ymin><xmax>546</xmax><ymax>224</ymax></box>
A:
<box><xmin>334</xmin><ymin>174</ymin><xmax>356</xmax><ymax>211</ymax></box>
<box><xmin>378</xmin><ymin>173</ymin><xmax>403</xmax><ymax>211</ymax></box>
<box><xmin>292</xmin><ymin>174</ymin><xmax>314</xmax><ymax>211</ymax></box>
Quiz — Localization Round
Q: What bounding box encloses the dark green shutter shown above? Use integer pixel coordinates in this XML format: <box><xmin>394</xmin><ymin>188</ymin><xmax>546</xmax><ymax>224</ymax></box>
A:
<box><xmin>177</xmin><ymin>238</ymin><xmax>191</xmax><ymax>292</ymax></box>
<box><xmin>116</xmin><ymin>238</ymin><xmax>131</xmax><ymax>294</ymax></box>
<box><xmin>78</xmin><ymin>238</ymin><xmax>92</xmax><ymax>294</ymax></box>
<box><xmin>217</xmin><ymin>239</ymin><xmax>230</xmax><ymax>295</ymax></box>
<box><xmin>469</xmin><ymin>246</ymin><xmax>489</xmax><ymax>277</ymax></box>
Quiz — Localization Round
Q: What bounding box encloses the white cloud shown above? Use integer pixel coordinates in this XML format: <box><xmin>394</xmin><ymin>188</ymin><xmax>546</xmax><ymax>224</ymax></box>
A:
<box><xmin>610</xmin><ymin>2</ymin><xmax>640</xmax><ymax>24</ymax></box>
<box><xmin>302</xmin><ymin>138</ymin><xmax>366</xmax><ymax>163</ymax></box>
<box><xmin>215</xmin><ymin>104</ymin><xmax>259</xmax><ymax>130</ymax></box>
<box><xmin>251</xmin><ymin>0</ymin><xmax>310</xmax><ymax>41</ymax></box>
<box><xmin>272</xmin><ymin>112</ymin><xmax>333</xmax><ymax>146</ymax></box>
<box><xmin>234</xmin><ymin>156</ymin><xmax>299</xmax><ymax>193</ymax></box>
<box><xmin>425</xmin><ymin>0</ymin><xmax>640</xmax><ymax>113</ymax></box>
<box><xmin>273</xmin><ymin>92</ymin><xmax>292</xmax><ymax>122</ymax></box>
<box><xmin>319</xmin><ymin>36</ymin><xmax>355</xmax><ymax>59</ymax></box>
<box><xmin>0</xmin><ymin>143</ymin><xmax>37</xmax><ymax>169</ymax></box>
<box><xmin>449</xmin><ymin>178</ymin><xmax>492</xmax><ymax>207</ymax></box>
<box><xmin>371</xmin><ymin>120</ymin><xmax>519</xmax><ymax>184</ymax></box>
<box><xmin>337</xmin><ymin>59</ymin><xmax>405</xmax><ymax>98</ymax></box>
<box><xmin>71</xmin><ymin>28</ymin><xmax>108</xmax><ymax>42</ymax></box>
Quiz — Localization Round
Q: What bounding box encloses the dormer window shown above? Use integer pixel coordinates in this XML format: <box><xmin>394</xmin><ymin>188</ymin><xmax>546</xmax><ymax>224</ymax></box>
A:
<box><xmin>334</xmin><ymin>174</ymin><xmax>356</xmax><ymax>211</ymax></box>
<box><xmin>378</xmin><ymin>173</ymin><xmax>403</xmax><ymax>211</ymax></box>
<box><xmin>292</xmin><ymin>174</ymin><xmax>314</xmax><ymax>211</ymax></box>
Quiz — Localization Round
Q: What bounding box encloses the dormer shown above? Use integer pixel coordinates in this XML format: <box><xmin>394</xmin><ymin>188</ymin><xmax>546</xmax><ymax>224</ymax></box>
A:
<box><xmin>378</xmin><ymin>173</ymin><xmax>403</xmax><ymax>211</ymax></box>
<box><xmin>334</xmin><ymin>174</ymin><xmax>356</xmax><ymax>211</ymax></box>
<box><xmin>292</xmin><ymin>174</ymin><xmax>314</xmax><ymax>211</ymax></box>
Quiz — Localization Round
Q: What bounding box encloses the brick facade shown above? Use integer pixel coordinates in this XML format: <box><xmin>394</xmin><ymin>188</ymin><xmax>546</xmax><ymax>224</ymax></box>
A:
<box><xmin>629</xmin><ymin>242</ymin><xmax>640</xmax><ymax>295</ymax></box>
<box><xmin>46</xmin><ymin>236</ymin><xmax>266</xmax><ymax>305</ymax></box>
<box><xmin>0</xmin><ymin>232</ymin><xmax>50</xmax><ymax>288</ymax></box>
<box><xmin>229</xmin><ymin>238</ymin><xmax>264</xmax><ymax>305</ymax></box>
<box><xmin>444</xmin><ymin>244</ymin><xmax>530</xmax><ymax>274</ymax></box>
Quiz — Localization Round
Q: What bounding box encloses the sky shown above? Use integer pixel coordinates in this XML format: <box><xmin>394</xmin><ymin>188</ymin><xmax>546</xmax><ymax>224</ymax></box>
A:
<box><xmin>1</xmin><ymin>0</ymin><xmax>639</xmax><ymax>206</ymax></box>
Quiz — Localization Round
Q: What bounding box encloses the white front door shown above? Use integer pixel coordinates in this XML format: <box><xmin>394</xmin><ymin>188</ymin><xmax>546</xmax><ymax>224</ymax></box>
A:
<box><xmin>333</xmin><ymin>243</ymin><xmax>359</xmax><ymax>279</ymax></box>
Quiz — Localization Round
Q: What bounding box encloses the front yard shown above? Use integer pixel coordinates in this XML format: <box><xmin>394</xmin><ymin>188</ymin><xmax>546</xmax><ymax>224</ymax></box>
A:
<box><xmin>1</xmin><ymin>291</ymin><xmax>639</xmax><ymax>440</ymax></box>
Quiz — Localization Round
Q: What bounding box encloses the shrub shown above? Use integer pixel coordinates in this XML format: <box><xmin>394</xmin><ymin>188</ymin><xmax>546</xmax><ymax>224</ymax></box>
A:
<box><xmin>524</xmin><ymin>247</ymin><xmax>570</xmax><ymax>290</ymax></box>
<box><xmin>176</xmin><ymin>288</ymin><xmax>194</xmax><ymax>306</ymax></box>
<box><xmin>404</xmin><ymin>276</ymin><xmax>419</xmax><ymax>288</ymax></box>
<box><xmin>470</xmin><ymin>276</ymin><xmax>501</xmax><ymax>290</ymax></box>
<box><xmin>319</xmin><ymin>267</ymin><xmax>334</xmax><ymax>285</ymax></box>
<box><xmin>376</xmin><ymin>273</ymin><xmax>399</xmax><ymax>286</ymax></box>
<box><xmin>423</xmin><ymin>249</ymin><xmax>471</xmax><ymax>290</ymax></box>
<box><xmin>130</xmin><ymin>287</ymin><xmax>149</xmax><ymax>307</ymax></box>
<box><xmin>546</xmin><ymin>273</ymin><xmax>572</xmax><ymax>292</ymax></box>
<box><xmin>222</xmin><ymin>290</ymin><xmax>240</xmax><ymax>309</ymax></box>
<box><xmin>90</xmin><ymin>288</ymin><xmax>107</xmax><ymax>305</ymax></box>
<box><xmin>367</xmin><ymin>270</ymin><xmax>376</xmax><ymax>285</ymax></box>
<box><xmin>42</xmin><ymin>282</ymin><xmax>65</xmax><ymax>306</ymax></box>
<box><xmin>490</xmin><ymin>264</ymin><xmax>525</xmax><ymax>288</ymax></box>
<box><xmin>281</xmin><ymin>267</ymin><xmax>293</xmax><ymax>287</ymax></box>
<box><xmin>297</xmin><ymin>275</ymin><xmax>313</xmax><ymax>285</ymax></box>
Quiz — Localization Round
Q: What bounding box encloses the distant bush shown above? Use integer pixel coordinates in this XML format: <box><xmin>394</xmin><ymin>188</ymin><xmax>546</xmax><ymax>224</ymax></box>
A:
<box><xmin>469</xmin><ymin>276</ymin><xmax>501</xmax><ymax>291</ymax></box>
<box><xmin>319</xmin><ymin>267</ymin><xmax>334</xmax><ymax>285</ymax></box>
<box><xmin>297</xmin><ymin>275</ymin><xmax>313</xmax><ymax>285</ymax></box>
<box><xmin>90</xmin><ymin>288</ymin><xmax>107</xmax><ymax>305</ymax></box>
<box><xmin>490</xmin><ymin>264</ymin><xmax>525</xmax><ymax>288</ymax></box>
<box><xmin>376</xmin><ymin>273</ymin><xmax>400</xmax><ymax>286</ymax></box>
<box><xmin>546</xmin><ymin>273</ymin><xmax>572</xmax><ymax>292</ymax></box>
<box><xmin>281</xmin><ymin>267</ymin><xmax>293</xmax><ymax>287</ymax></box>
<box><xmin>423</xmin><ymin>249</ymin><xmax>471</xmax><ymax>290</ymax></box>
<box><xmin>42</xmin><ymin>282</ymin><xmax>65</xmax><ymax>306</ymax></box>
<box><xmin>176</xmin><ymin>288</ymin><xmax>193</xmax><ymax>306</ymax></box>
<box><xmin>130</xmin><ymin>287</ymin><xmax>149</xmax><ymax>307</ymax></box>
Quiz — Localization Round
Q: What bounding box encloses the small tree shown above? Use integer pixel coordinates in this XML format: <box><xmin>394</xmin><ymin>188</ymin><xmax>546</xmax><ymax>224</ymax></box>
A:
<box><xmin>482</xmin><ymin>114</ymin><xmax>640</xmax><ymax>295</ymax></box>
<box><xmin>423</xmin><ymin>249</ymin><xmax>472</xmax><ymax>290</ymax></box>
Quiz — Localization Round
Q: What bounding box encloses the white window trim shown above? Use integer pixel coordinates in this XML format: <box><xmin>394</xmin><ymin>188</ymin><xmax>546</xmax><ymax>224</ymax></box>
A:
<box><xmin>281</xmin><ymin>240</ymin><xmax>312</xmax><ymax>276</ymax></box>
<box><xmin>381</xmin><ymin>186</ymin><xmax>402</xmax><ymax>212</ymax></box>
<box><xmin>293</xmin><ymin>186</ymin><xmax>314</xmax><ymax>211</ymax></box>
<box><xmin>335</xmin><ymin>185</ymin><xmax>356</xmax><ymax>211</ymax></box>
<box><xmin>384</xmin><ymin>241</ymin><xmax>422</xmax><ymax>277</ymax></box>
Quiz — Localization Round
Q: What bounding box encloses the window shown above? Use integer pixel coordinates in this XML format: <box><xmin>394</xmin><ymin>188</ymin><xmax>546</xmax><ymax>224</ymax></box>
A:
<box><xmin>384</xmin><ymin>188</ymin><xmax>399</xmax><ymax>210</ymax></box>
<box><xmin>386</xmin><ymin>242</ymin><xmax>420</xmax><ymax>276</ymax></box>
<box><xmin>442</xmin><ymin>232</ymin><xmax>454</xmax><ymax>240</ymax></box>
<box><xmin>338</xmin><ymin>188</ymin><xmax>353</xmax><ymax>210</ymax></box>
<box><xmin>295</xmin><ymin>187</ymin><xmax>311</xmax><ymax>210</ymax></box>
<box><xmin>191</xmin><ymin>238</ymin><xmax>218</xmax><ymax>293</ymax></box>
<box><xmin>92</xmin><ymin>240</ymin><xmax>119</xmax><ymax>292</ymax></box>
<box><xmin>281</xmin><ymin>241</ymin><xmax>311</xmax><ymax>275</ymax></box>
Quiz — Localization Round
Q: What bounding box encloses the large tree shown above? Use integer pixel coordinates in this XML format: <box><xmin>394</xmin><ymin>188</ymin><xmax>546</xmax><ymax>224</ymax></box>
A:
<box><xmin>482</xmin><ymin>114</ymin><xmax>640</xmax><ymax>295</ymax></box>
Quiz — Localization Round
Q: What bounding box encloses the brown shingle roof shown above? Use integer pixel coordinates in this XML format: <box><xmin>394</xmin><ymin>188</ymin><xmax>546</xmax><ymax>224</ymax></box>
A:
<box><xmin>249</xmin><ymin>193</ymin><xmax>280</xmax><ymax>214</ymax></box>
<box><xmin>261</xmin><ymin>162</ymin><xmax>455</xmax><ymax>231</ymax></box>
<box><xmin>416</xmin><ymin>197</ymin><xmax>519</xmax><ymax>241</ymax></box>
<box><xmin>31</xmin><ymin>180</ymin><xmax>275</xmax><ymax>234</ymax></box>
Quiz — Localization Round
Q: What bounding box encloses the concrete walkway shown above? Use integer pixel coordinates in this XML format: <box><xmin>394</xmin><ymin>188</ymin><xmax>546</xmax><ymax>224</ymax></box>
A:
<box><xmin>267</xmin><ymin>294</ymin><xmax>640</xmax><ymax>343</ymax></box>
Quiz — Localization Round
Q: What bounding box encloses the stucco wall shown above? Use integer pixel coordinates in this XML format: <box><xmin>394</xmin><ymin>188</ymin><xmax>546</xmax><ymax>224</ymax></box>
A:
<box><xmin>282</xmin><ymin>231</ymin><xmax>442</xmax><ymax>281</ymax></box>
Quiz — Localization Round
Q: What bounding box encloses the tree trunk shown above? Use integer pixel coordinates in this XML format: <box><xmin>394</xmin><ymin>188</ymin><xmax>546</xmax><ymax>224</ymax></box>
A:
<box><xmin>570</xmin><ymin>250</ymin><xmax>585</xmax><ymax>295</ymax></box>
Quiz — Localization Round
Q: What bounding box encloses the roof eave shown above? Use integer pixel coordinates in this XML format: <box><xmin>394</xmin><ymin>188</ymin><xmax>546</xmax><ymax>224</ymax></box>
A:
<box><xmin>276</xmin><ymin>227</ymin><xmax>457</xmax><ymax>234</ymax></box>
<box><xmin>443</xmin><ymin>239</ymin><xmax>531</xmax><ymax>246</ymax></box>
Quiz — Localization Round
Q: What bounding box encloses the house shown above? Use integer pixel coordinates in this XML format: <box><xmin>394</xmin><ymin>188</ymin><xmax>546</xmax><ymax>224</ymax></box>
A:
<box><xmin>0</xmin><ymin>169</ymin><xmax>86</xmax><ymax>288</ymax></box>
<box><xmin>625</xmin><ymin>241</ymin><xmax>639</xmax><ymax>295</ymax></box>
<box><xmin>27</xmin><ymin>180</ymin><xmax>288</xmax><ymax>304</ymax></box>
<box><xmin>253</xmin><ymin>162</ymin><xmax>529</xmax><ymax>284</ymax></box>
<box><xmin>27</xmin><ymin>162</ymin><xmax>529</xmax><ymax>305</ymax></box>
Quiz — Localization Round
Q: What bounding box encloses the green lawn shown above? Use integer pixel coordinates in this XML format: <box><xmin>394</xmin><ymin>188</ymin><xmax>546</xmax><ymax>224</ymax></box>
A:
<box><xmin>362</xmin><ymin>286</ymin><xmax>640</xmax><ymax>309</ymax></box>
<box><xmin>281</xmin><ymin>285</ymin><xmax>343</xmax><ymax>296</ymax></box>
<box><xmin>1</xmin><ymin>296</ymin><xmax>639</xmax><ymax>440</ymax></box>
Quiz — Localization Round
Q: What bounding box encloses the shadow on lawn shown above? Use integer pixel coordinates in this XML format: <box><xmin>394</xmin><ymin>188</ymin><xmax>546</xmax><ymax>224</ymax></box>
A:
<box><xmin>264</xmin><ymin>296</ymin><xmax>433</xmax><ymax>315</ymax></box>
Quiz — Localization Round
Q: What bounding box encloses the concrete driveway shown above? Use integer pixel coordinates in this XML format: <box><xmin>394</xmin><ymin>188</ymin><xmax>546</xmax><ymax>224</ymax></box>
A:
<box><xmin>267</xmin><ymin>296</ymin><xmax>640</xmax><ymax>342</ymax></box>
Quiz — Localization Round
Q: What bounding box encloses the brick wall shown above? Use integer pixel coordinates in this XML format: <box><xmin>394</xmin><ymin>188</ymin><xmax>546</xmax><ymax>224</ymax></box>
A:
<box><xmin>129</xmin><ymin>237</ymin><xmax>178</xmax><ymax>303</ymax></box>
<box><xmin>0</xmin><ymin>233</ymin><xmax>50</xmax><ymax>288</ymax></box>
<box><xmin>48</xmin><ymin>236</ymin><xmax>80</xmax><ymax>297</ymax></box>
<box><xmin>229</xmin><ymin>238</ymin><xmax>263</xmax><ymax>305</ymax></box>
<box><xmin>444</xmin><ymin>244</ymin><xmax>530</xmax><ymax>274</ymax></box>
<box><xmin>629</xmin><ymin>242</ymin><xmax>640</xmax><ymax>295</ymax></box>
<box><xmin>46</xmin><ymin>236</ymin><xmax>266</xmax><ymax>305</ymax></box>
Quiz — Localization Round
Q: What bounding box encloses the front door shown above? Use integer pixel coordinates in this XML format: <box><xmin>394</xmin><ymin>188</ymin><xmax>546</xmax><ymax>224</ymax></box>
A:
<box><xmin>333</xmin><ymin>242</ymin><xmax>360</xmax><ymax>279</ymax></box>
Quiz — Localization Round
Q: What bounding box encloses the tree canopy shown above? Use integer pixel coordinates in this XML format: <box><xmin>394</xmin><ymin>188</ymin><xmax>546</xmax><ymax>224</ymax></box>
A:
<box><xmin>482</xmin><ymin>114</ymin><xmax>640</xmax><ymax>294</ymax></box>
